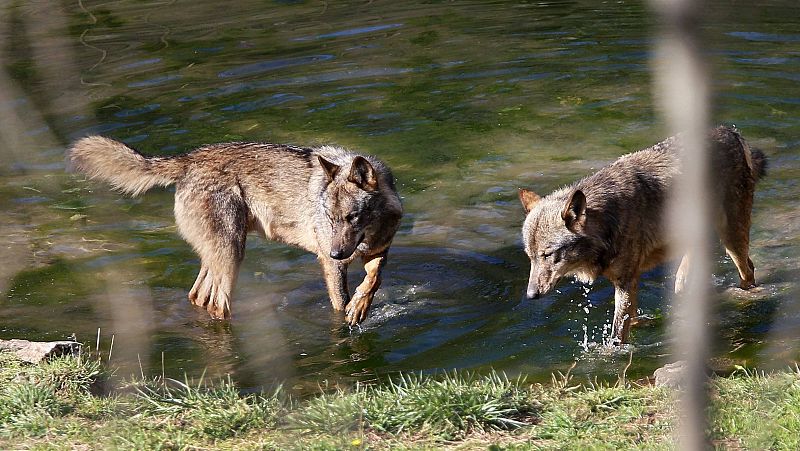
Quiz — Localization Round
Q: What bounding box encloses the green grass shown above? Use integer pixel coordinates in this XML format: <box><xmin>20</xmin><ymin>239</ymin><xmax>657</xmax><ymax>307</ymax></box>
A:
<box><xmin>710</xmin><ymin>366</ymin><xmax>800</xmax><ymax>450</ymax></box>
<box><xmin>133</xmin><ymin>374</ymin><xmax>284</xmax><ymax>440</ymax></box>
<box><xmin>1</xmin><ymin>351</ymin><xmax>800</xmax><ymax>449</ymax></box>
<box><xmin>289</xmin><ymin>371</ymin><xmax>536</xmax><ymax>440</ymax></box>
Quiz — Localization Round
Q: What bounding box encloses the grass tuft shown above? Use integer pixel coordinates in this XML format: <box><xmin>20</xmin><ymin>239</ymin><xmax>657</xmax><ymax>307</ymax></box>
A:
<box><xmin>0</xmin><ymin>382</ymin><xmax>62</xmax><ymax>436</ymax></box>
<box><xmin>709</xmin><ymin>366</ymin><xmax>800</xmax><ymax>450</ymax></box>
<box><xmin>0</xmin><ymin>351</ymin><xmax>108</xmax><ymax>438</ymax></box>
<box><xmin>132</xmin><ymin>374</ymin><xmax>285</xmax><ymax>440</ymax></box>
<box><xmin>365</xmin><ymin>370</ymin><xmax>537</xmax><ymax>439</ymax></box>
<box><xmin>287</xmin><ymin>390</ymin><xmax>364</xmax><ymax>434</ymax></box>
<box><xmin>290</xmin><ymin>370</ymin><xmax>539</xmax><ymax>440</ymax></box>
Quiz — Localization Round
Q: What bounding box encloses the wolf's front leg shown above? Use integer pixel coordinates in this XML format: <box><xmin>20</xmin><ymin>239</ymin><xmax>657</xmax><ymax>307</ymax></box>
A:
<box><xmin>610</xmin><ymin>277</ymin><xmax>639</xmax><ymax>345</ymax></box>
<box><xmin>321</xmin><ymin>257</ymin><xmax>350</xmax><ymax>311</ymax></box>
<box><xmin>346</xmin><ymin>252</ymin><xmax>387</xmax><ymax>325</ymax></box>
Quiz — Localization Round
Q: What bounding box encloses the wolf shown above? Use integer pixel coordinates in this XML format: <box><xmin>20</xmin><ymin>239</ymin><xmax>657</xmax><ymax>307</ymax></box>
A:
<box><xmin>66</xmin><ymin>137</ymin><xmax>403</xmax><ymax>325</ymax></box>
<box><xmin>518</xmin><ymin>126</ymin><xmax>767</xmax><ymax>344</ymax></box>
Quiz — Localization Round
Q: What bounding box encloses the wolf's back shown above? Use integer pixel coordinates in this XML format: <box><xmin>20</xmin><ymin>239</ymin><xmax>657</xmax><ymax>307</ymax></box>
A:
<box><xmin>66</xmin><ymin>136</ymin><xmax>186</xmax><ymax>196</ymax></box>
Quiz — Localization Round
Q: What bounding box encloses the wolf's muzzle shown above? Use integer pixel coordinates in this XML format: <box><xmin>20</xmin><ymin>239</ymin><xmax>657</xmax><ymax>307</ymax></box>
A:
<box><xmin>525</xmin><ymin>286</ymin><xmax>540</xmax><ymax>300</ymax></box>
<box><xmin>330</xmin><ymin>249</ymin><xmax>348</xmax><ymax>260</ymax></box>
<box><xmin>329</xmin><ymin>232</ymin><xmax>365</xmax><ymax>260</ymax></box>
<box><xmin>525</xmin><ymin>266</ymin><xmax>541</xmax><ymax>299</ymax></box>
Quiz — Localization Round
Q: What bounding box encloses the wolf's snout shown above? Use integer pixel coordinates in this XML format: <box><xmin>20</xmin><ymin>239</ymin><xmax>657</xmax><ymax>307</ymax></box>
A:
<box><xmin>330</xmin><ymin>249</ymin><xmax>349</xmax><ymax>260</ymax></box>
<box><xmin>526</xmin><ymin>266</ymin><xmax>540</xmax><ymax>299</ymax></box>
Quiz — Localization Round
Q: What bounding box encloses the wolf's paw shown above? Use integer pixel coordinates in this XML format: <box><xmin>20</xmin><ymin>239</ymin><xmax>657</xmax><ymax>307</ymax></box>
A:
<box><xmin>346</xmin><ymin>291</ymin><xmax>372</xmax><ymax>325</ymax></box>
<box><xmin>738</xmin><ymin>280</ymin><xmax>757</xmax><ymax>290</ymax></box>
<box><xmin>189</xmin><ymin>293</ymin><xmax>206</xmax><ymax>308</ymax></box>
<box><xmin>206</xmin><ymin>292</ymin><xmax>231</xmax><ymax>320</ymax></box>
<box><xmin>207</xmin><ymin>303</ymin><xmax>230</xmax><ymax>320</ymax></box>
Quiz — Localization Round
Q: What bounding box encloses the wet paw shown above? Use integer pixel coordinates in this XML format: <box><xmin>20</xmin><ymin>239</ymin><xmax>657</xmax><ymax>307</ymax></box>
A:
<box><xmin>205</xmin><ymin>293</ymin><xmax>231</xmax><ymax>320</ymax></box>
<box><xmin>207</xmin><ymin>303</ymin><xmax>230</xmax><ymax>320</ymax></box>
<box><xmin>345</xmin><ymin>292</ymin><xmax>371</xmax><ymax>325</ymax></box>
<box><xmin>188</xmin><ymin>293</ymin><xmax>207</xmax><ymax>308</ymax></box>
<box><xmin>738</xmin><ymin>281</ymin><xmax>757</xmax><ymax>290</ymax></box>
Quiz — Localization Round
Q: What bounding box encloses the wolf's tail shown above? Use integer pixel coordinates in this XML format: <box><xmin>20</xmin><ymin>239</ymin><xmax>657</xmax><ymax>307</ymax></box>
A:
<box><xmin>749</xmin><ymin>147</ymin><xmax>768</xmax><ymax>182</ymax></box>
<box><xmin>730</xmin><ymin>127</ymin><xmax>768</xmax><ymax>182</ymax></box>
<box><xmin>66</xmin><ymin>136</ymin><xmax>187</xmax><ymax>196</ymax></box>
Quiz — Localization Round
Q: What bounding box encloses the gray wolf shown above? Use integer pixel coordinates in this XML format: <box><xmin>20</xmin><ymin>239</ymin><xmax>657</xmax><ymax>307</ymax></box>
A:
<box><xmin>518</xmin><ymin>126</ymin><xmax>767</xmax><ymax>344</ymax></box>
<box><xmin>67</xmin><ymin>137</ymin><xmax>403</xmax><ymax>325</ymax></box>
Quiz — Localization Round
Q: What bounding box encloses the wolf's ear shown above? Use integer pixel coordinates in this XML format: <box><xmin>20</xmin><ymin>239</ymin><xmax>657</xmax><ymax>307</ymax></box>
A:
<box><xmin>348</xmin><ymin>156</ymin><xmax>378</xmax><ymax>191</ymax></box>
<box><xmin>318</xmin><ymin>156</ymin><xmax>340</xmax><ymax>182</ymax></box>
<box><xmin>518</xmin><ymin>188</ymin><xmax>541</xmax><ymax>214</ymax></box>
<box><xmin>562</xmin><ymin>190</ymin><xmax>587</xmax><ymax>232</ymax></box>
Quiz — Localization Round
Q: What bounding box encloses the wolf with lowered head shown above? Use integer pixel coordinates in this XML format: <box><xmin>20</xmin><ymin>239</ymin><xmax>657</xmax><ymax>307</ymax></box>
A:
<box><xmin>67</xmin><ymin>137</ymin><xmax>402</xmax><ymax>325</ymax></box>
<box><xmin>518</xmin><ymin>126</ymin><xmax>766</xmax><ymax>344</ymax></box>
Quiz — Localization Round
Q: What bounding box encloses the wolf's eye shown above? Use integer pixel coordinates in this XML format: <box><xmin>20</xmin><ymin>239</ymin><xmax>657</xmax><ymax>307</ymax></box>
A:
<box><xmin>346</xmin><ymin>212</ymin><xmax>359</xmax><ymax>223</ymax></box>
<box><xmin>540</xmin><ymin>247</ymin><xmax>558</xmax><ymax>259</ymax></box>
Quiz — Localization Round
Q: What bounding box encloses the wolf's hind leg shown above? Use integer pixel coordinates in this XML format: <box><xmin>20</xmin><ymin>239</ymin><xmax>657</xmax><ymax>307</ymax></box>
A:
<box><xmin>718</xmin><ymin>185</ymin><xmax>756</xmax><ymax>289</ymax></box>
<box><xmin>719</xmin><ymin>217</ymin><xmax>756</xmax><ymax>289</ymax></box>
<box><xmin>176</xmin><ymin>184</ymin><xmax>247</xmax><ymax>319</ymax></box>
<box><xmin>204</xmin><ymin>259</ymin><xmax>241</xmax><ymax>319</ymax></box>
<box><xmin>189</xmin><ymin>247</ymin><xmax>244</xmax><ymax>319</ymax></box>
<box><xmin>346</xmin><ymin>252</ymin><xmax>387</xmax><ymax>325</ymax></box>
<box><xmin>723</xmin><ymin>241</ymin><xmax>756</xmax><ymax>289</ymax></box>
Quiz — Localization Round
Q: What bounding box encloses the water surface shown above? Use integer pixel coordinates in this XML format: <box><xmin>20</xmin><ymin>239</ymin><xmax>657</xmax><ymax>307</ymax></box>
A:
<box><xmin>1</xmin><ymin>0</ymin><xmax>799</xmax><ymax>391</ymax></box>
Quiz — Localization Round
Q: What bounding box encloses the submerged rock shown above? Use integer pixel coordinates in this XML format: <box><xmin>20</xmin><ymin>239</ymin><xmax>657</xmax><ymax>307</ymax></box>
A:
<box><xmin>0</xmin><ymin>339</ymin><xmax>81</xmax><ymax>364</ymax></box>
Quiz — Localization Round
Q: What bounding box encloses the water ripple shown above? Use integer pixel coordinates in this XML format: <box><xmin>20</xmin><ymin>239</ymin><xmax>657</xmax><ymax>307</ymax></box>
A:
<box><xmin>117</xmin><ymin>58</ymin><xmax>162</xmax><ymax>70</ymax></box>
<box><xmin>727</xmin><ymin>31</ymin><xmax>800</xmax><ymax>42</ymax></box>
<box><xmin>181</xmin><ymin>67</ymin><xmax>412</xmax><ymax>102</ymax></box>
<box><xmin>439</xmin><ymin>67</ymin><xmax>531</xmax><ymax>81</ymax></box>
<box><xmin>221</xmin><ymin>93</ymin><xmax>304</xmax><ymax>112</ymax></box>
<box><xmin>128</xmin><ymin>74</ymin><xmax>181</xmax><ymax>88</ymax></box>
<box><xmin>293</xmin><ymin>23</ymin><xmax>403</xmax><ymax>41</ymax></box>
<box><xmin>732</xmin><ymin>57</ymin><xmax>793</xmax><ymax>65</ymax></box>
<box><xmin>114</xmin><ymin>104</ymin><xmax>160</xmax><ymax>118</ymax></box>
<box><xmin>218</xmin><ymin>54</ymin><xmax>335</xmax><ymax>78</ymax></box>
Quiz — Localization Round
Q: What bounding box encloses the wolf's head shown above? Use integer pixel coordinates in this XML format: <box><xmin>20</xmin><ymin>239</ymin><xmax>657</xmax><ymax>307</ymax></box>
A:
<box><xmin>519</xmin><ymin>187</ymin><xmax>603</xmax><ymax>299</ymax></box>
<box><xmin>318</xmin><ymin>155</ymin><xmax>384</xmax><ymax>260</ymax></box>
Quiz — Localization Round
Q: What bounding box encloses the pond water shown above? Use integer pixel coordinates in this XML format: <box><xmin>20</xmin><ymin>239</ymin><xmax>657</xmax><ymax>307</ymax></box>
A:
<box><xmin>1</xmin><ymin>0</ymin><xmax>799</xmax><ymax>392</ymax></box>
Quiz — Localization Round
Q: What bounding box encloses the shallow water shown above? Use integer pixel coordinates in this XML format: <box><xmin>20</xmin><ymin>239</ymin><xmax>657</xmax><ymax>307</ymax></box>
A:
<box><xmin>1</xmin><ymin>0</ymin><xmax>799</xmax><ymax>391</ymax></box>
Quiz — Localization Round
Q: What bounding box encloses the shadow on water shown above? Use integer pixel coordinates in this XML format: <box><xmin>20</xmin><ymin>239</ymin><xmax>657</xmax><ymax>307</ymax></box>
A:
<box><xmin>0</xmin><ymin>0</ymin><xmax>799</xmax><ymax>390</ymax></box>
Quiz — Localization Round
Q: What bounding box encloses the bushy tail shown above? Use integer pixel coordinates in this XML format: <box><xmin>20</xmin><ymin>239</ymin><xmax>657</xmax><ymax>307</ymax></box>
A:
<box><xmin>749</xmin><ymin>147</ymin><xmax>767</xmax><ymax>182</ymax></box>
<box><xmin>66</xmin><ymin>136</ymin><xmax>186</xmax><ymax>196</ymax></box>
<box><xmin>728</xmin><ymin>126</ymin><xmax>768</xmax><ymax>182</ymax></box>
